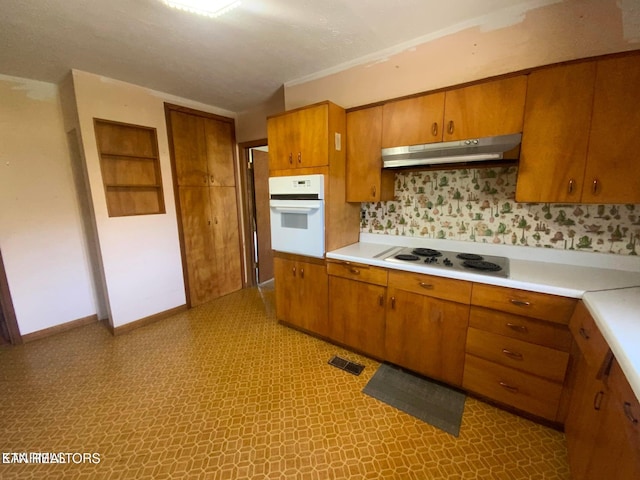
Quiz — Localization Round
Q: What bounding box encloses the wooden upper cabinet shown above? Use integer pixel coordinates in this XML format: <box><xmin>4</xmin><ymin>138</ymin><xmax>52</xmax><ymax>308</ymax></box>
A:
<box><xmin>204</xmin><ymin>118</ymin><xmax>236</xmax><ymax>187</ymax></box>
<box><xmin>381</xmin><ymin>93</ymin><xmax>445</xmax><ymax>147</ymax></box>
<box><xmin>582</xmin><ymin>55</ymin><xmax>640</xmax><ymax>203</ymax></box>
<box><xmin>516</xmin><ymin>62</ymin><xmax>596</xmax><ymax>203</ymax></box>
<box><xmin>268</xmin><ymin>102</ymin><xmax>337</xmax><ymax>172</ymax></box>
<box><xmin>346</xmin><ymin>106</ymin><xmax>395</xmax><ymax>202</ymax></box>
<box><xmin>443</xmin><ymin>75</ymin><xmax>527</xmax><ymax>141</ymax></box>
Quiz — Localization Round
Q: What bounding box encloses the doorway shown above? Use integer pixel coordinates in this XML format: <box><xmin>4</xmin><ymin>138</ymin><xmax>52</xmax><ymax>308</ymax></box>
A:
<box><xmin>239</xmin><ymin>141</ymin><xmax>273</xmax><ymax>286</ymax></box>
<box><xmin>0</xmin><ymin>249</ymin><xmax>21</xmax><ymax>345</ymax></box>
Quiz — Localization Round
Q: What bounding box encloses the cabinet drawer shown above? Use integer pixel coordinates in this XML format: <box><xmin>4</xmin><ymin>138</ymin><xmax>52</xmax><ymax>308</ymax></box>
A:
<box><xmin>388</xmin><ymin>270</ymin><xmax>471</xmax><ymax>304</ymax></box>
<box><xmin>569</xmin><ymin>301</ymin><xmax>610</xmax><ymax>369</ymax></box>
<box><xmin>326</xmin><ymin>261</ymin><xmax>388</xmax><ymax>286</ymax></box>
<box><xmin>466</xmin><ymin>328</ymin><xmax>569</xmax><ymax>382</ymax></box>
<box><xmin>471</xmin><ymin>283</ymin><xmax>577</xmax><ymax>324</ymax></box>
<box><xmin>463</xmin><ymin>354</ymin><xmax>563</xmax><ymax>421</ymax></box>
<box><xmin>469</xmin><ymin>306</ymin><xmax>572</xmax><ymax>352</ymax></box>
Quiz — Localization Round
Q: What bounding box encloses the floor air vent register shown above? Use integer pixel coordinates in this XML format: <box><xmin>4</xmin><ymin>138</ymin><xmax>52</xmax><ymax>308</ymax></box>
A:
<box><xmin>328</xmin><ymin>355</ymin><xmax>365</xmax><ymax>375</ymax></box>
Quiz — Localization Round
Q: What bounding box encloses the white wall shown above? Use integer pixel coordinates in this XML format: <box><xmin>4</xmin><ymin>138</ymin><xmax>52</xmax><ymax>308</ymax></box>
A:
<box><xmin>71</xmin><ymin>70</ymin><xmax>236</xmax><ymax>328</ymax></box>
<box><xmin>0</xmin><ymin>74</ymin><xmax>97</xmax><ymax>335</ymax></box>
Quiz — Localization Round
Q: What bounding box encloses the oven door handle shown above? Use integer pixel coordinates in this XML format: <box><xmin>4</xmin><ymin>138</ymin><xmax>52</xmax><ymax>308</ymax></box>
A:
<box><xmin>270</xmin><ymin>206</ymin><xmax>318</xmax><ymax>214</ymax></box>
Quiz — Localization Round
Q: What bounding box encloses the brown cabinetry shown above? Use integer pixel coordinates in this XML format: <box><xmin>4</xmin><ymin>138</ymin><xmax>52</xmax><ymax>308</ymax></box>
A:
<box><xmin>565</xmin><ymin>301</ymin><xmax>640</xmax><ymax>480</ymax></box>
<box><xmin>346</xmin><ymin>107</ymin><xmax>395</xmax><ymax>202</ymax></box>
<box><xmin>274</xmin><ymin>254</ymin><xmax>329</xmax><ymax>336</ymax></box>
<box><xmin>379</xmin><ymin>76</ymin><xmax>527</xmax><ymax>148</ymax></box>
<box><xmin>463</xmin><ymin>284</ymin><xmax>576</xmax><ymax>421</ymax></box>
<box><xmin>517</xmin><ymin>54</ymin><xmax>640</xmax><ymax>203</ymax></box>
<box><xmin>167</xmin><ymin>107</ymin><xmax>243</xmax><ymax>307</ymax></box>
<box><xmin>385</xmin><ymin>271</ymin><xmax>471</xmax><ymax>386</ymax></box>
<box><xmin>327</xmin><ymin>261</ymin><xmax>388</xmax><ymax>358</ymax></box>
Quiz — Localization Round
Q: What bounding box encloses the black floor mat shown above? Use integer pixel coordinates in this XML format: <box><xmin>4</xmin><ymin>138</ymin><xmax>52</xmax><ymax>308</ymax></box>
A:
<box><xmin>362</xmin><ymin>363</ymin><xmax>466</xmax><ymax>436</ymax></box>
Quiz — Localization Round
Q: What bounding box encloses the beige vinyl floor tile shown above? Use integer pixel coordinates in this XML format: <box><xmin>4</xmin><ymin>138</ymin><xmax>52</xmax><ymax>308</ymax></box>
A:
<box><xmin>0</xmin><ymin>285</ymin><xmax>569</xmax><ymax>479</ymax></box>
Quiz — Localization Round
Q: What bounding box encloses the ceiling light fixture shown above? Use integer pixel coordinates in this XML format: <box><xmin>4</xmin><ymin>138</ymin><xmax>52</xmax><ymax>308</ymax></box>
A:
<box><xmin>162</xmin><ymin>0</ymin><xmax>241</xmax><ymax>18</ymax></box>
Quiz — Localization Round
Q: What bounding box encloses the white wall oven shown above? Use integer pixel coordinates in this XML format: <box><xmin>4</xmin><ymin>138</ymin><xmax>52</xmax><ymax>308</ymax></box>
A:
<box><xmin>269</xmin><ymin>174</ymin><xmax>325</xmax><ymax>258</ymax></box>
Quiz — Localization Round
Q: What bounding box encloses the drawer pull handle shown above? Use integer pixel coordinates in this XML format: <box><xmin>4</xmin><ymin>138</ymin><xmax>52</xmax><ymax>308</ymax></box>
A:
<box><xmin>431</xmin><ymin>122</ymin><xmax>438</xmax><ymax>137</ymax></box>
<box><xmin>292</xmin><ymin>266</ymin><xmax>296</xmax><ymax>277</ymax></box>
<box><xmin>593</xmin><ymin>390</ymin><xmax>604</xmax><ymax>411</ymax></box>
<box><xmin>499</xmin><ymin>382</ymin><xmax>519</xmax><ymax>393</ymax></box>
<box><xmin>391</xmin><ymin>297</ymin><xmax>396</xmax><ymax>309</ymax></box>
<box><xmin>349</xmin><ymin>268</ymin><xmax>361</xmax><ymax>275</ymax></box>
<box><xmin>510</xmin><ymin>299</ymin><xmax>531</xmax><ymax>307</ymax></box>
<box><xmin>378</xmin><ymin>295</ymin><xmax>384</xmax><ymax>307</ymax></box>
<box><xmin>579</xmin><ymin>327</ymin><xmax>590</xmax><ymax>340</ymax></box>
<box><xmin>506</xmin><ymin>323</ymin><xmax>528</xmax><ymax>333</ymax></box>
<box><xmin>502</xmin><ymin>349</ymin><xmax>523</xmax><ymax>360</ymax></box>
<box><xmin>624</xmin><ymin>402</ymin><xmax>638</xmax><ymax>424</ymax></box>
<box><xmin>419</xmin><ymin>282</ymin><xmax>434</xmax><ymax>290</ymax></box>
<box><xmin>300</xmin><ymin>268</ymin><xmax>304</xmax><ymax>279</ymax></box>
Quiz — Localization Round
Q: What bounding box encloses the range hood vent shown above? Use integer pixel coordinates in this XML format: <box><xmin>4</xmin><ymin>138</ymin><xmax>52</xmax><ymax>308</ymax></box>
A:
<box><xmin>382</xmin><ymin>133</ymin><xmax>522</xmax><ymax>169</ymax></box>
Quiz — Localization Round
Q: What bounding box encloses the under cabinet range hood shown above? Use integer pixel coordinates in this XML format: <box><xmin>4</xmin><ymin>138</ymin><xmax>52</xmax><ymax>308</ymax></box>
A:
<box><xmin>381</xmin><ymin>133</ymin><xmax>522</xmax><ymax>169</ymax></box>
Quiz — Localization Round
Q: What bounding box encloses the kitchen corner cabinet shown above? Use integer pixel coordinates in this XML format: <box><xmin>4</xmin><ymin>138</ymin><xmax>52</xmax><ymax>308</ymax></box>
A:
<box><xmin>516</xmin><ymin>54</ymin><xmax>640</xmax><ymax>204</ymax></box>
<box><xmin>565</xmin><ymin>302</ymin><xmax>640</xmax><ymax>480</ymax></box>
<box><xmin>462</xmin><ymin>284</ymin><xmax>576</xmax><ymax>422</ymax></box>
<box><xmin>345</xmin><ymin>107</ymin><xmax>395</xmax><ymax>202</ymax></box>
<box><xmin>268</xmin><ymin>102</ymin><xmax>340</xmax><ymax>172</ymax></box>
<box><xmin>380</xmin><ymin>76</ymin><xmax>527</xmax><ymax>149</ymax></box>
<box><xmin>274</xmin><ymin>254</ymin><xmax>328</xmax><ymax>336</ymax></box>
<box><xmin>327</xmin><ymin>261</ymin><xmax>388</xmax><ymax>358</ymax></box>
<box><xmin>385</xmin><ymin>271</ymin><xmax>471</xmax><ymax>386</ymax></box>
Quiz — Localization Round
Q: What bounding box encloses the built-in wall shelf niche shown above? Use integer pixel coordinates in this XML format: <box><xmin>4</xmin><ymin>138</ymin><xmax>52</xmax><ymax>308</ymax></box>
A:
<box><xmin>94</xmin><ymin>119</ymin><xmax>165</xmax><ymax>217</ymax></box>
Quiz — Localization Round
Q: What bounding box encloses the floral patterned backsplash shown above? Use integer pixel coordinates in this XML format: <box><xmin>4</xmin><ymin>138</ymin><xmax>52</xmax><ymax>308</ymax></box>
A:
<box><xmin>361</xmin><ymin>167</ymin><xmax>640</xmax><ymax>255</ymax></box>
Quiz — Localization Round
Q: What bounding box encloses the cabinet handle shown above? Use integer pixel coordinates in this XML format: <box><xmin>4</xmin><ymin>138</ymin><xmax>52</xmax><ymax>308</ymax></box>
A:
<box><xmin>506</xmin><ymin>323</ymin><xmax>528</xmax><ymax>333</ymax></box>
<box><xmin>203</xmin><ymin>175</ymin><xmax>208</xmax><ymax>184</ymax></box>
<box><xmin>391</xmin><ymin>297</ymin><xmax>396</xmax><ymax>309</ymax></box>
<box><xmin>624</xmin><ymin>402</ymin><xmax>638</xmax><ymax>424</ymax></box>
<box><xmin>349</xmin><ymin>268</ymin><xmax>360</xmax><ymax>275</ymax></box>
<box><xmin>292</xmin><ymin>266</ymin><xmax>296</xmax><ymax>277</ymax></box>
<box><xmin>502</xmin><ymin>349</ymin><xmax>523</xmax><ymax>360</ymax></box>
<box><xmin>592</xmin><ymin>179</ymin><xmax>599</xmax><ymax>194</ymax></box>
<box><xmin>297</xmin><ymin>152</ymin><xmax>301</xmax><ymax>164</ymax></box>
<box><xmin>431</xmin><ymin>122</ymin><xmax>438</xmax><ymax>137</ymax></box>
<box><xmin>378</xmin><ymin>295</ymin><xmax>384</xmax><ymax>306</ymax></box>
<box><xmin>300</xmin><ymin>268</ymin><xmax>304</xmax><ymax>279</ymax></box>
<box><xmin>288</xmin><ymin>153</ymin><xmax>293</xmax><ymax>164</ymax></box>
<box><xmin>579</xmin><ymin>327</ymin><xmax>590</xmax><ymax>340</ymax></box>
<box><xmin>371</xmin><ymin>185</ymin><xmax>376</xmax><ymax>198</ymax></box>
<box><xmin>568</xmin><ymin>179</ymin><xmax>574</xmax><ymax>194</ymax></box>
<box><xmin>419</xmin><ymin>282</ymin><xmax>434</xmax><ymax>290</ymax></box>
<box><xmin>593</xmin><ymin>390</ymin><xmax>604</xmax><ymax>411</ymax></box>
<box><xmin>499</xmin><ymin>382</ymin><xmax>519</xmax><ymax>393</ymax></box>
<box><xmin>447</xmin><ymin>120</ymin><xmax>454</xmax><ymax>135</ymax></box>
<box><xmin>509</xmin><ymin>299</ymin><xmax>531</xmax><ymax>307</ymax></box>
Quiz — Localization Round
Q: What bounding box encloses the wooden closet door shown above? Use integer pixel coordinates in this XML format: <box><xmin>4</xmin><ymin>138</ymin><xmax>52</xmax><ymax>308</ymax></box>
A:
<box><xmin>170</xmin><ymin>111</ymin><xmax>208</xmax><ymax>186</ymax></box>
<box><xmin>204</xmin><ymin>118</ymin><xmax>236</xmax><ymax>187</ymax></box>
<box><xmin>210</xmin><ymin>186</ymin><xmax>243</xmax><ymax>297</ymax></box>
<box><xmin>178</xmin><ymin>186</ymin><xmax>217</xmax><ymax>306</ymax></box>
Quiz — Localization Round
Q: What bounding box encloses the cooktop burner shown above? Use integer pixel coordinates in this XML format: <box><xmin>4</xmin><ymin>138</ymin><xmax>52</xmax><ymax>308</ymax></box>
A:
<box><xmin>384</xmin><ymin>247</ymin><xmax>509</xmax><ymax>278</ymax></box>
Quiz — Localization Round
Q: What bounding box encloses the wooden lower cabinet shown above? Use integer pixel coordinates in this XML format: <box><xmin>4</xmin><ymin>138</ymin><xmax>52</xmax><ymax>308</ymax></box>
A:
<box><xmin>328</xmin><ymin>275</ymin><xmax>386</xmax><ymax>358</ymax></box>
<box><xmin>274</xmin><ymin>255</ymin><xmax>328</xmax><ymax>336</ymax></box>
<box><xmin>385</xmin><ymin>284</ymin><xmax>470</xmax><ymax>387</ymax></box>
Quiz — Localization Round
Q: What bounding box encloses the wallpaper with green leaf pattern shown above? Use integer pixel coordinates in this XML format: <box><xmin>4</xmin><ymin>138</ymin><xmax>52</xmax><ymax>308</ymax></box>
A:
<box><xmin>361</xmin><ymin>167</ymin><xmax>640</xmax><ymax>255</ymax></box>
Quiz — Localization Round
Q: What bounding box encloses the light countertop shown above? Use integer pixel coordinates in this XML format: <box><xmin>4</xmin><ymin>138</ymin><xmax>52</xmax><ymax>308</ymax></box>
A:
<box><xmin>326</xmin><ymin>236</ymin><xmax>640</xmax><ymax>401</ymax></box>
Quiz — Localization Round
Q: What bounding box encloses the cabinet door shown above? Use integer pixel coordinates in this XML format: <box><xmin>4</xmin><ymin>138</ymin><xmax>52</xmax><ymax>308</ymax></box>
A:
<box><xmin>170</xmin><ymin>111</ymin><xmax>208</xmax><ymax>186</ymax></box>
<box><xmin>267</xmin><ymin>113</ymin><xmax>297</xmax><ymax>171</ymax></box>
<box><xmin>298</xmin><ymin>105</ymin><xmax>329</xmax><ymax>168</ymax></box>
<box><xmin>516</xmin><ymin>62</ymin><xmax>596</xmax><ymax>203</ymax></box>
<box><xmin>210</xmin><ymin>186</ymin><xmax>243</xmax><ymax>297</ymax></box>
<box><xmin>297</xmin><ymin>260</ymin><xmax>329</xmax><ymax>336</ymax></box>
<box><xmin>582</xmin><ymin>55</ymin><xmax>640</xmax><ymax>203</ymax></box>
<box><xmin>346</xmin><ymin>107</ymin><xmax>395</xmax><ymax>202</ymax></box>
<box><xmin>274</xmin><ymin>257</ymin><xmax>297</xmax><ymax>325</ymax></box>
<box><xmin>443</xmin><ymin>76</ymin><xmax>527</xmax><ymax>141</ymax></box>
<box><xmin>204</xmin><ymin>118</ymin><xmax>236</xmax><ymax>187</ymax></box>
<box><xmin>328</xmin><ymin>276</ymin><xmax>386</xmax><ymax>358</ymax></box>
<box><xmin>382</xmin><ymin>93</ymin><xmax>445</xmax><ymax>147</ymax></box>
<box><xmin>385</xmin><ymin>288</ymin><xmax>469</xmax><ymax>386</ymax></box>
<box><xmin>178</xmin><ymin>186</ymin><xmax>217</xmax><ymax>306</ymax></box>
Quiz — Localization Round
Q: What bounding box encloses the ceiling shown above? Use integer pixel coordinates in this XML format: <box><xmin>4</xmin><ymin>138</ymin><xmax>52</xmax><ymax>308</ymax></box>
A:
<box><xmin>0</xmin><ymin>0</ymin><xmax>557</xmax><ymax>112</ymax></box>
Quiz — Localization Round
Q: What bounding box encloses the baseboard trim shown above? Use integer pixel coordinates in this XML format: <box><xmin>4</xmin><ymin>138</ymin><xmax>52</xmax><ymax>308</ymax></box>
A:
<box><xmin>110</xmin><ymin>305</ymin><xmax>188</xmax><ymax>336</ymax></box>
<box><xmin>22</xmin><ymin>314</ymin><xmax>99</xmax><ymax>343</ymax></box>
